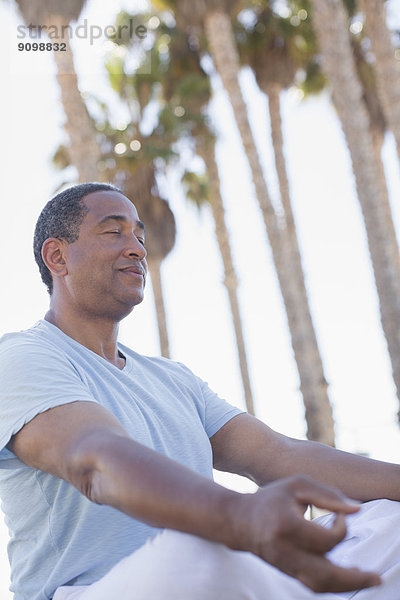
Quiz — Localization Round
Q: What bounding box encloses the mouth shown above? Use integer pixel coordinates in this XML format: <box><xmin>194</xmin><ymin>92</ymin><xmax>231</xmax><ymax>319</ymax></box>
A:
<box><xmin>119</xmin><ymin>266</ymin><xmax>145</xmax><ymax>280</ymax></box>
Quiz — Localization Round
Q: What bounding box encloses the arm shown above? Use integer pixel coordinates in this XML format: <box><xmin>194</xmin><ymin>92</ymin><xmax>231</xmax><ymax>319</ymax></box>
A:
<box><xmin>210</xmin><ymin>412</ymin><xmax>400</xmax><ymax>502</ymax></box>
<box><xmin>9</xmin><ymin>401</ymin><xmax>380</xmax><ymax>593</ymax></box>
<box><xmin>9</xmin><ymin>400</ymin><xmax>231</xmax><ymax>542</ymax></box>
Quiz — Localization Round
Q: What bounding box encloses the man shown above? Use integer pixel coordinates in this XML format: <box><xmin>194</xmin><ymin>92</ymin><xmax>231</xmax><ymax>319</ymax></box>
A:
<box><xmin>1</xmin><ymin>182</ymin><xmax>400</xmax><ymax>600</ymax></box>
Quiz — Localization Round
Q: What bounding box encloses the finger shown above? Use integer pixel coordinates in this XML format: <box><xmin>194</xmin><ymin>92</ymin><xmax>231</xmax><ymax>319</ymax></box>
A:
<box><xmin>269</xmin><ymin>542</ymin><xmax>381</xmax><ymax>594</ymax></box>
<box><xmin>292</xmin><ymin>477</ymin><xmax>361</xmax><ymax>515</ymax></box>
<box><xmin>298</xmin><ymin>562</ymin><xmax>382</xmax><ymax>594</ymax></box>
<box><xmin>283</xmin><ymin>511</ymin><xmax>348</xmax><ymax>554</ymax></box>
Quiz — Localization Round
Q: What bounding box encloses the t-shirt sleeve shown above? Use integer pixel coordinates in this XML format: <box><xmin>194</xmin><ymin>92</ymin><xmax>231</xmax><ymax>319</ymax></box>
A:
<box><xmin>0</xmin><ymin>337</ymin><xmax>98</xmax><ymax>456</ymax></box>
<box><xmin>197</xmin><ymin>376</ymin><xmax>245</xmax><ymax>438</ymax></box>
<box><xmin>168</xmin><ymin>360</ymin><xmax>245</xmax><ymax>438</ymax></box>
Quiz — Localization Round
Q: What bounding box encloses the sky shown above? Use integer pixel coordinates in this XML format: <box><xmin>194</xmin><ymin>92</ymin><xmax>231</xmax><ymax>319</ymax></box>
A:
<box><xmin>1</xmin><ymin>0</ymin><xmax>400</xmax><ymax>597</ymax></box>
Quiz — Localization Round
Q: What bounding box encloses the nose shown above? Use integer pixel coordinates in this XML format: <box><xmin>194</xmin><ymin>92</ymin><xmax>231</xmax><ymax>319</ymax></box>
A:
<box><xmin>123</xmin><ymin>236</ymin><xmax>147</xmax><ymax>261</ymax></box>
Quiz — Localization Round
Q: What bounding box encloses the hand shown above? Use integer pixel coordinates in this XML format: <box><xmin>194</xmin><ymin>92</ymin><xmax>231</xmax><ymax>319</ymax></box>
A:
<box><xmin>226</xmin><ymin>475</ymin><xmax>381</xmax><ymax>593</ymax></box>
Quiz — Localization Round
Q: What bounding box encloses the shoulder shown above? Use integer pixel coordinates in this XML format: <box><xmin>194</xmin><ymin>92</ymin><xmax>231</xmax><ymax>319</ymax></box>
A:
<box><xmin>0</xmin><ymin>321</ymin><xmax>55</xmax><ymax>356</ymax></box>
<box><xmin>1</xmin><ymin>320</ymin><xmax>59</xmax><ymax>346</ymax></box>
<box><xmin>0</xmin><ymin>321</ymin><xmax>81</xmax><ymax>376</ymax></box>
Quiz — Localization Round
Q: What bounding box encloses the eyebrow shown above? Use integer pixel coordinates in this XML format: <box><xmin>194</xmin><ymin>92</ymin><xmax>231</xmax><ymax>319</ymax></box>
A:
<box><xmin>97</xmin><ymin>215</ymin><xmax>146</xmax><ymax>234</ymax></box>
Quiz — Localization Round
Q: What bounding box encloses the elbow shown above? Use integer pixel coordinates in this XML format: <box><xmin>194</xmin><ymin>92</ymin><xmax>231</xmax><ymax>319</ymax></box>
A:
<box><xmin>75</xmin><ymin>467</ymin><xmax>100</xmax><ymax>503</ymax></box>
<box><xmin>64</xmin><ymin>430</ymin><xmax>126</xmax><ymax>504</ymax></box>
<box><xmin>64</xmin><ymin>442</ymin><xmax>100</xmax><ymax>503</ymax></box>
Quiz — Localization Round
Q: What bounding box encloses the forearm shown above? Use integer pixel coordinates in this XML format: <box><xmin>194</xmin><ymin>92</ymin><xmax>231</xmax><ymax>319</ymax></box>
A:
<box><xmin>213</xmin><ymin>414</ymin><xmax>400</xmax><ymax>503</ymax></box>
<box><xmin>12</xmin><ymin>405</ymin><xmax>383</xmax><ymax>593</ymax></box>
<box><xmin>72</xmin><ymin>434</ymin><xmax>384</xmax><ymax>592</ymax></box>
<box><xmin>256</xmin><ymin>437</ymin><xmax>400</xmax><ymax>502</ymax></box>
<box><xmin>69</xmin><ymin>432</ymin><xmax>237</xmax><ymax>545</ymax></box>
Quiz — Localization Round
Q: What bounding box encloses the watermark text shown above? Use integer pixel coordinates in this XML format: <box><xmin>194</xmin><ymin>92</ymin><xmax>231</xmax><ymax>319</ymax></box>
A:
<box><xmin>17</xmin><ymin>18</ymin><xmax>147</xmax><ymax>46</ymax></box>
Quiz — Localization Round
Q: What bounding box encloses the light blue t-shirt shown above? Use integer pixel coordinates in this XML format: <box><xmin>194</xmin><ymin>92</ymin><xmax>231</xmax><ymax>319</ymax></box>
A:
<box><xmin>0</xmin><ymin>320</ymin><xmax>243</xmax><ymax>600</ymax></box>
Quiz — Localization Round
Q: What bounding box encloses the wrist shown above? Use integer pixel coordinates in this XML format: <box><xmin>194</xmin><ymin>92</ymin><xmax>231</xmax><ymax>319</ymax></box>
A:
<box><xmin>219</xmin><ymin>489</ymin><xmax>256</xmax><ymax>552</ymax></box>
<box><xmin>183</xmin><ymin>483</ymin><xmax>241</xmax><ymax>547</ymax></box>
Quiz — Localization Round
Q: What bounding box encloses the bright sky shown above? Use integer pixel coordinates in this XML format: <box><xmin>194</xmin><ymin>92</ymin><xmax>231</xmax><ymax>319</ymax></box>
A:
<box><xmin>1</xmin><ymin>0</ymin><xmax>400</xmax><ymax>597</ymax></box>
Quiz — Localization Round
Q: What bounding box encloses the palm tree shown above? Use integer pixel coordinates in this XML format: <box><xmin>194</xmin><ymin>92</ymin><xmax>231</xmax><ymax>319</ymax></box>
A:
<box><xmin>351</xmin><ymin>29</ymin><xmax>400</xmax><ymax>274</ymax></box>
<box><xmin>154</xmin><ymin>0</ymin><xmax>336</xmax><ymax>444</ymax></box>
<box><xmin>237</xmin><ymin>6</ymin><xmax>337</xmax><ymax>443</ymax></box>
<box><xmin>166</xmin><ymin>27</ymin><xmax>257</xmax><ymax>414</ymax></box>
<box><xmin>309</xmin><ymin>0</ymin><xmax>400</xmax><ymax>419</ymax></box>
<box><xmin>180</xmin><ymin>136</ymin><xmax>256</xmax><ymax>416</ymax></box>
<box><xmin>109</xmin><ymin>15</ymin><xmax>256</xmax><ymax>412</ymax></box>
<box><xmin>359</xmin><ymin>0</ymin><xmax>400</xmax><ymax>161</ymax></box>
<box><xmin>186</xmin><ymin>135</ymin><xmax>256</xmax><ymax>416</ymax></box>
<box><xmin>14</xmin><ymin>0</ymin><xmax>101</xmax><ymax>181</ymax></box>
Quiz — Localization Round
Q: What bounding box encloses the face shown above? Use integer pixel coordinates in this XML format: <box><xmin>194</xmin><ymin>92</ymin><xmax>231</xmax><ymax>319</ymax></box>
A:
<box><xmin>60</xmin><ymin>190</ymin><xmax>148</xmax><ymax>321</ymax></box>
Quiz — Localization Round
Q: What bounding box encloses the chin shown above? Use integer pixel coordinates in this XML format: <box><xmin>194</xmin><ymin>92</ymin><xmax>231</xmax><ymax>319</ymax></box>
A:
<box><xmin>117</xmin><ymin>294</ymin><xmax>145</xmax><ymax>319</ymax></box>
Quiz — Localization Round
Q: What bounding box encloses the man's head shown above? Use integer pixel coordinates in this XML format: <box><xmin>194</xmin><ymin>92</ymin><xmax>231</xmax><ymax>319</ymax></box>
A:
<box><xmin>34</xmin><ymin>182</ymin><xmax>147</xmax><ymax>320</ymax></box>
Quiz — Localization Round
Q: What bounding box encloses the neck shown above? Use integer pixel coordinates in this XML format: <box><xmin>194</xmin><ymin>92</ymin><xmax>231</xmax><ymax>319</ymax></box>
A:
<box><xmin>45</xmin><ymin>303</ymin><xmax>124</xmax><ymax>369</ymax></box>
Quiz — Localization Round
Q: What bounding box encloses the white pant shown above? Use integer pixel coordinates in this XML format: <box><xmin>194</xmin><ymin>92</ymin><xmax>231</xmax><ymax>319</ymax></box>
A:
<box><xmin>53</xmin><ymin>499</ymin><xmax>400</xmax><ymax>600</ymax></box>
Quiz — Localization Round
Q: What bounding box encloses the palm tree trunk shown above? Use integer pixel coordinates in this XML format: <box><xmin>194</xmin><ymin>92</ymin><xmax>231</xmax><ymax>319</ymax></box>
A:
<box><xmin>265</xmin><ymin>82</ymin><xmax>336</xmax><ymax>442</ymax></box>
<box><xmin>309</xmin><ymin>0</ymin><xmax>400</xmax><ymax>419</ymax></box>
<box><xmin>204</xmin><ymin>10</ymin><xmax>335</xmax><ymax>445</ymax></box>
<box><xmin>369</xmin><ymin>123</ymin><xmax>400</xmax><ymax>258</ymax></box>
<box><xmin>199</xmin><ymin>139</ymin><xmax>255</xmax><ymax>415</ymax></box>
<box><xmin>49</xmin><ymin>15</ymin><xmax>101</xmax><ymax>182</ymax></box>
<box><xmin>265</xmin><ymin>83</ymin><xmax>295</xmax><ymax>235</ymax></box>
<box><xmin>360</xmin><ymin>0</ymin><xmax>400</xmax><ymax>161</ymax></box>
<box><xmin>148</xmin><ymin>257</ymin><xmax>171</xmax><ymax>358</ymax></box>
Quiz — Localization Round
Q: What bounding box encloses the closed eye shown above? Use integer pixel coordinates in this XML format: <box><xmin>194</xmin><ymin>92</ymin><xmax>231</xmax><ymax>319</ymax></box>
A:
<box><xmin>103</xmin><ymin>230</ymin><xmax>145</xmax><ymax>247</ymax></box>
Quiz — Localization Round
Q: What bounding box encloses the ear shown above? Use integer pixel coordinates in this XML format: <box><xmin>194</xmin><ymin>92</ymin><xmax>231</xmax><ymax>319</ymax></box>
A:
<box><xmin>41</xmin><ymin>238</ymin><xmax>68</xmax><ymax>280</ymax></box>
